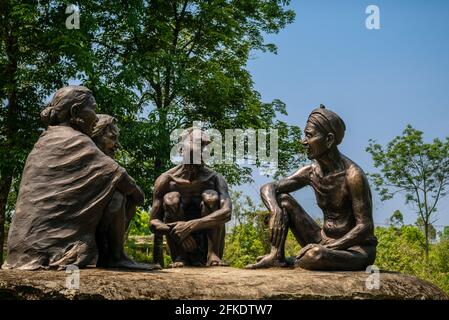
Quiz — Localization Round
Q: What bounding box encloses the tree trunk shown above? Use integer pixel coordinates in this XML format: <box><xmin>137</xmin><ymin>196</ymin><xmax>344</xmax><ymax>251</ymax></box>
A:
<box><xmin>0</xmin><ymin>21</ymin><xmax>18</xmax><ymax>264</ymax></box>
<box><xmin>0</xmin><ymin>174</ymin><xmax>12</xmax><ymax>264</ymax></box>
<box><xmin>424</xmin><ymin>222</ymin><xmax>429</xmax><ymax>259</ymax></box>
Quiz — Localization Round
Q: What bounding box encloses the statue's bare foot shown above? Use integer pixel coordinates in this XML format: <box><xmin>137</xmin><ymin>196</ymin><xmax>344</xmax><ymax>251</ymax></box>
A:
<box><xmin>169</xmin><ymin>261</ymin><xmax>186</xmax><ymax>268</ymax></box>
<box><xmin>245</xmin><ymin>253</ymin><xmax>287</xmax><ymax>269</ymax></box>
<box><xmin>207</xmin><ymin>252</ymin><xmax>229</xmax><ymax>267</ymax></box>
<box><xmin>169</xmin><ymin>255</ymin><xmax>188</xmax><ymax>268</ymax></box>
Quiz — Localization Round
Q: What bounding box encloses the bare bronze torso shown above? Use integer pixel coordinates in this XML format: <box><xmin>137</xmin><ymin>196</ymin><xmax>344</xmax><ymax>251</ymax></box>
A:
<box><xmin>166</xmin><ymin>167</ymin><xmax>218</xmax><ymax>223</ymax></box>
<box><xmin>167</xmin><ymin>168</ymin><xmax>217</xmax><ymax>207</ymax></box>
<box><xmin>309</xmin><ymin>158</ymin><xmax>355</xmax><ymax>240</ymax></box>
<box><xmin>151</xmin><ymin>162</ymin><xmax>232</xmax><ymax>267</ymax></box>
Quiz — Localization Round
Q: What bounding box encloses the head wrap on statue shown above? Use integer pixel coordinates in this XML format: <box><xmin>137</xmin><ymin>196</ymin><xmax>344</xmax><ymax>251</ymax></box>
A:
<box><xmin>307</xmin><ymin>104</ymin><xmax>346</xmax><ymax>145</ymax></box>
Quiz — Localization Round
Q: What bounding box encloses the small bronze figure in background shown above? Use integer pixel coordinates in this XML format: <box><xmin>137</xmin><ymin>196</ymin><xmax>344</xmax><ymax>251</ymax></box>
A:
<box><xmin>150</xmin><ymin>127</ymin><xmax>232</xmax><ymax>267</ymax></box>
<box><xmin>247</xmin><ymin>105</ymin><xmax>377</xmax><ymax>271</ymax></box>
<box><xmin>92</xmin><ymin>114</ymin><xmax>156</xmax><ymax>269</ymax></box>
<box><xmin>92</xmin><ymin>114</ymin><xmax>121</xmax><ymax>158</ymax></box>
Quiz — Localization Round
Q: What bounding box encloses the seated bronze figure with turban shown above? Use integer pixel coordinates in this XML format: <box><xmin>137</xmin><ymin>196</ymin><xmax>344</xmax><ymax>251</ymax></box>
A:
<box><xmin>246</xmin><ymin>105</ymin><xmax>377</xmax><ymax>271</ymax></box>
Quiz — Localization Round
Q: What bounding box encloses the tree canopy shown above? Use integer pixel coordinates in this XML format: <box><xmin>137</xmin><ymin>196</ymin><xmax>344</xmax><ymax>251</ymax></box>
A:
<box><xmin>367</xmin><ymin>125</ymin><xmax>449</xmax><ymax>257</ymax></box>
<box><xmin>0</xmin><ymin>0</ymin><xmax>84</xmax><ymax>262</ymax></box>
<box><xmin>0</xmin><ymin>0</ymin><xmax>302</xmax><ymax>263</ymax></box>
<box><xmin>71</xmin><ymin>0</ymin><xmax>302</xmax><ymax>201</ymax></box>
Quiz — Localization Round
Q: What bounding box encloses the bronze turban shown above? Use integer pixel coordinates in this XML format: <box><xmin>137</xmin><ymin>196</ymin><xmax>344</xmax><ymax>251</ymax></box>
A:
<box><xmin>307</xmin><ymin>104</ymin><xmax>346</xmax><ymax>145</ymax></box>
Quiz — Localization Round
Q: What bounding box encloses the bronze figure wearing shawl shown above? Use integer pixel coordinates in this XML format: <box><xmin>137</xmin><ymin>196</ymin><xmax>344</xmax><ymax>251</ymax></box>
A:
<box><xmin>3</xmin><ymin>87</ymin><xmax>156</xmax><ymax>270</ymax></box>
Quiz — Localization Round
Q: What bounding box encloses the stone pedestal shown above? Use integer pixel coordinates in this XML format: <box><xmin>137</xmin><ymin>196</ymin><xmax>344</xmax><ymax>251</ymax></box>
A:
<box><xmin>0</xmin><ymin>267</ymin><xmax>447</xmax><ymax>300</ymax></box>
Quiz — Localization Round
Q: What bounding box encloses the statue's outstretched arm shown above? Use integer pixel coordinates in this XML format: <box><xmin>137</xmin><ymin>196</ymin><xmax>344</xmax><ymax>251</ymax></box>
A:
<box><xmin>260</xmin><ymin>165</ymin><xmax>311</xmax><ymax>215</ymax></box>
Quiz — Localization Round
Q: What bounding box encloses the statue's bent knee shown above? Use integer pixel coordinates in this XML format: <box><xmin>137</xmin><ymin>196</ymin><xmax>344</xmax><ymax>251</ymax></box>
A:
<box><xmin>277</xmin><ymin>193</ymin><xmax>293</xmax><ymax>209</ymax></box>
<box><xmin>296</xmin><ymin>246</ymin><xmax>324</xmax><ymax>269</ymax></box>
<box><xmin>202</xmin><ymin>189</ymin><xmax>219</xmax><ymax>205</ymax></box>
<box><xmin>304</xmin><ymin>246</ymin><xmax>323</xmax><ymax>262</ymax></box>
<box><xmin>201</xmin><ymin>190</ymin><xmax>220</xmax><ymax>216</ymax></box>
<box><xmin>163</xmin><ymin>191</ymin><xmax>182</xmax><ymax>221</ymax></box>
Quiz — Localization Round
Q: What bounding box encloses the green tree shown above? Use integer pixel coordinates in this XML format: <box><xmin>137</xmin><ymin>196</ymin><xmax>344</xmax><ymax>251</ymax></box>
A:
<box><xmin>415</xmin><ymin>216</ymin><xmax>437</xmax><ymax>243</ymax></box>
<box><xmin>374</xmin><ymin>225</ymin><xmax>426</xmax><ymax>274</ymax></box>
<box><xmin>223</xmin><ymin>191</ymin><xmax>269</xmax><ymax>266</ymax></box>
<box><xmin>224</xmin><ymin>223</ymin><xmax>266</xmax><ymax>268</ymax></box>
<box><xmin>74</xmin><ymin>0</ymin><xmax>301</xmax><ymax>197</ymax></box>
<box><xmin>225</xmin><ymin>191</ymin><xmax>303</xmax><ymax>266</ymax></box>
<box><xmin>438</xmin><ymin>226</ymin><xmax>449</xmax><ymax>241</ymax></box>
<box><xmin>1</xmin><ymin>1</ymin><xmax>303</xmax><ymax>265</ymax></box>
<box><xmin>367</xmin><ymin>125</ymin><xmax>449</xmax><ymax>258</ymax></box>
<box><xmin>0</xmin><ymin>1</ymin><xmax>82</xmax><ymax>262</ymax></box>
<box><xmin>375</xmin><ymin>224</ymin><xmax>449</xmax><ymax>294</ymax></box>
<box><xmin>389</xmin><ymin>210</ymin><xmax>404</xmax><ymax>228</ymax></box>
<box><xmin>127</xmin><ymin>207</ymin><xmax>151</xmax><ymax>237</ymax></box>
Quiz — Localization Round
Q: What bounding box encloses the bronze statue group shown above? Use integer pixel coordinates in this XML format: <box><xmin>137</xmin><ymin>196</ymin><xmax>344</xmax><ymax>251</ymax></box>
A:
<box><xmin>2</xmin><ymin>86</ymin><xmax>377</xmax><ymax>272</ymax></box>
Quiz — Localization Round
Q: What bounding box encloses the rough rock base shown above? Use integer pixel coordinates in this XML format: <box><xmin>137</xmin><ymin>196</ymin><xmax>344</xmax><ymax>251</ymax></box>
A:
<box><xmin>0</xmin><ymin>267</ymin><xmax>447</xmax><ymax>300</ymax></box>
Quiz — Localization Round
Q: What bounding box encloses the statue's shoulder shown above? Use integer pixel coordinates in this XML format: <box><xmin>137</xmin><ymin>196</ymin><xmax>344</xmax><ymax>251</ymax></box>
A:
<box><xmin>202</xmin><ymin>166</ymin><xmax>219</xmax><ymax>178</ymax></box>
<box><xmin>155</xmin><ymin>166</ymin><xmax>180</xmax><ymax>186</ymax></box>
<box><xmin>300</xmin><ymin>162</ymin><xmax>315</xmax><ymax>177</ymax></box>
<box><xmin>343</xmin><ymin>156</ymin><xmax>369</xmax><ymax>186</ymax></box>
<box><xmin>40</xmin><ymin>125</ymin><xmax>87</xmax><ymax>140</ymax></box>
<box><xmin>35</xmin><ymin>125</ymin><xmax>97</xmax><ymax>155</ymax></box>
<box><xmin>206</xmin><ymin>167</ymin><xmax>231</xmax><ymax>186</ymax></box>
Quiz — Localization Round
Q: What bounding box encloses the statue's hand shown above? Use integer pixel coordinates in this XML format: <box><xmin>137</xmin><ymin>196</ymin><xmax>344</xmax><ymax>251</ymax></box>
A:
<box><xmin>269</xmin><ymin>208</ymin><xmax>287</xmax><ymax>247</ymax></box>
<box><xmin>151</xmin><ymin>221</ymin><xmax>171</xmax><ymax>234</ymax></box>
<box><xmin>322</xmin><ymin>240</ymin><xmax>341</xmax><ymax>250</ymax></box>
<box><xmin>167</xmin><ymin>220</ymin><xmax>195</xmax><ymax>243</ymax></box>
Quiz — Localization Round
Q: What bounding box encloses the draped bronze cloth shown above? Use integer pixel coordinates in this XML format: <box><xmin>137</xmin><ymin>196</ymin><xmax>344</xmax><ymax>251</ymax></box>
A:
<box><xmin>2</xmin><ymin>125</ymin><xmax>125</xmax><ymax>270</ymax></box>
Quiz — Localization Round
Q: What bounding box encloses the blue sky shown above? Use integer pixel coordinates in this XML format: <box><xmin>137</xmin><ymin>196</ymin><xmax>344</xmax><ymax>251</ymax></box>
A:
<box><xmin>240</xmin><ymin>0</ymin><xmax>449</xmax><ymax>228</ymax></box>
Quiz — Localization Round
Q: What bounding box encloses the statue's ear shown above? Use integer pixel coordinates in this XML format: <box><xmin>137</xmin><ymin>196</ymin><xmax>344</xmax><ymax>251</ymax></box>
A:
<box><xmin>70</xmin><ymin>103</ymin><xmax>82</xmax><ymax>118</ymax></box>
<box><xmin>326</xmin><ymin>133</ymin><xmax>335</xmax><ymax>149</ymax></box>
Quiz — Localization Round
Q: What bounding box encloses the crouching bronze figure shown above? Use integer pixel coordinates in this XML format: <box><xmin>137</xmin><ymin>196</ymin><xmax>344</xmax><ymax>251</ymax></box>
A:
<box><xmin>150</xmin><ymin>127</ymin><xmax>232</xmax><ymax>267</ymax></box>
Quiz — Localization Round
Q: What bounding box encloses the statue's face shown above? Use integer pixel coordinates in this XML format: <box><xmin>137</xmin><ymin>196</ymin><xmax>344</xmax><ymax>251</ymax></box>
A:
<box><xmin>302</xmin><ymin>122</ymin><xmax>329</xmax><ymax>160</ymax></box>
<box><xmin>182</xmin><ymin>137</ymin><xmax>207</xmax><ymax>166</ymax></box>
<box><xmin>99</xmin><ymin>123</ymin><xmax>120</xmax><ymax>158</ymax></box>
<box><xmin>76</xmin><ymin>95</ymin><xmax>98</xmax><ymax>136</ymax></box>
